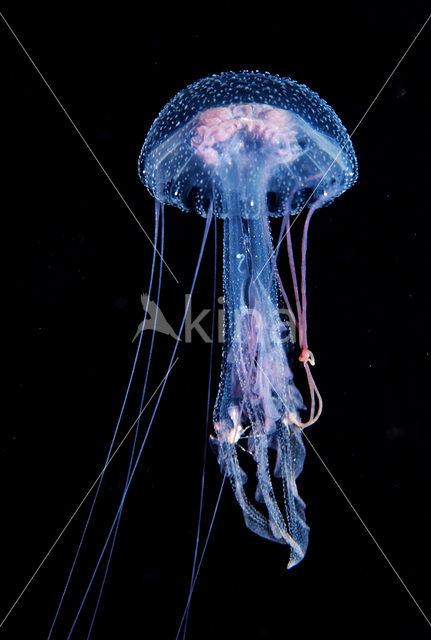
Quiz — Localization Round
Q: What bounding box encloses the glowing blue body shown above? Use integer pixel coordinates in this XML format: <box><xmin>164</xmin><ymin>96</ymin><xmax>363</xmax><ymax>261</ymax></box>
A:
<box><xmin>139</xmin><ymin>71</ymin><xmax>357</xmax><ymax>567</ymax></box>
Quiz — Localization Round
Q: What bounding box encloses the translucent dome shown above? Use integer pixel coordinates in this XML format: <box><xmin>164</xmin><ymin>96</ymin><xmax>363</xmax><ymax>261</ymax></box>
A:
<box><xmin>139</xmin><ymin>71</ymin><xmax>358</xmax><ymax>217</ymax></box>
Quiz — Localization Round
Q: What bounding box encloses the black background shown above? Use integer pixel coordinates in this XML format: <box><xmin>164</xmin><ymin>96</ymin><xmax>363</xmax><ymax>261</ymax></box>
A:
<box><xmin>2</xmin><ymin>4</ymin><xmax>431</xmax><ymax>639</ymax></box>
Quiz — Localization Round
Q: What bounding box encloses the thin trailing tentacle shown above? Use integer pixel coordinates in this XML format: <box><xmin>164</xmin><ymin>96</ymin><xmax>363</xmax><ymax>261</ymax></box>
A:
<box><xmin>64</xmin><ymin>204</ymin><xmax>213</xmax><ymax>635</ymax></box>
<box><xmin>45</xmin><ymin>202</ymin><xmax>161</xmax><ymax>640</ymax></box>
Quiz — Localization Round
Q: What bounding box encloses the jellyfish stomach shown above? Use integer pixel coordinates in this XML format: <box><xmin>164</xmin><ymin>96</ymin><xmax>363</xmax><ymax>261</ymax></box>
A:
<box><xmin>213</xmin><ymin>201</ymin><xmax>308</xmax><ymax>566</ymax></box>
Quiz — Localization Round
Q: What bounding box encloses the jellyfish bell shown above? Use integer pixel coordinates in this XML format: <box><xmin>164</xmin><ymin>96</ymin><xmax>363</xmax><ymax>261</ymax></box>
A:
<box><xmin>139</xmin><ymin>70</ymin><xmax>357</xmax><ymax>218</ymax></box>
<box><xmin>139</xmin><ymin>71</ymin><xmax>358</xmax><ymax>568</ymax></box>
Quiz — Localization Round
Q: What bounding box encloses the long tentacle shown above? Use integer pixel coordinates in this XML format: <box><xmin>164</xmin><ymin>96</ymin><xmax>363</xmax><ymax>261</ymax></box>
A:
<box><xmin>65</xmin><ymin>204</ymin><xmax>213</xmax><ymax>636</ymax></box>
<box><xmin>45</xmin><ymin>201</ymin><xmax>161</xmax><ymax>640</ymax></box>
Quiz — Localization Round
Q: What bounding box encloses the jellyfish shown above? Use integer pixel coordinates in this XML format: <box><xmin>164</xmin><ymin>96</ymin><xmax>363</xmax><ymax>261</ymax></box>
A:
<box><xmin>139</xmin><ymin>71</ymin><xmax>358</xmax><ymax>568</ymax></box>
<box><xmin>6</xmin><ymin>70</ymin><xmax>359</xmax><ymax>640</ymax></box>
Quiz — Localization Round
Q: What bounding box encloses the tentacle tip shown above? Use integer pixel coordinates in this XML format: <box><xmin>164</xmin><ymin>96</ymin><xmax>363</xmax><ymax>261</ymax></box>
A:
<box><xmin>299</xmin><ymin>348</ymin><xmax>315</xmax><ymax>366</ymax></box>
<box><xmin>287</xmin><ymin>555</ymin><xmax>304</xmax><ymax>570</ymax></box>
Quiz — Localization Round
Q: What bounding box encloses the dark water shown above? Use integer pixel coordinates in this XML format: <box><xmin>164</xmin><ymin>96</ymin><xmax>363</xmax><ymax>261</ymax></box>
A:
<box><xmin>2</xmin><ymin>4</ymin><xmax>430</xmax><ymax>639</ymax></box>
